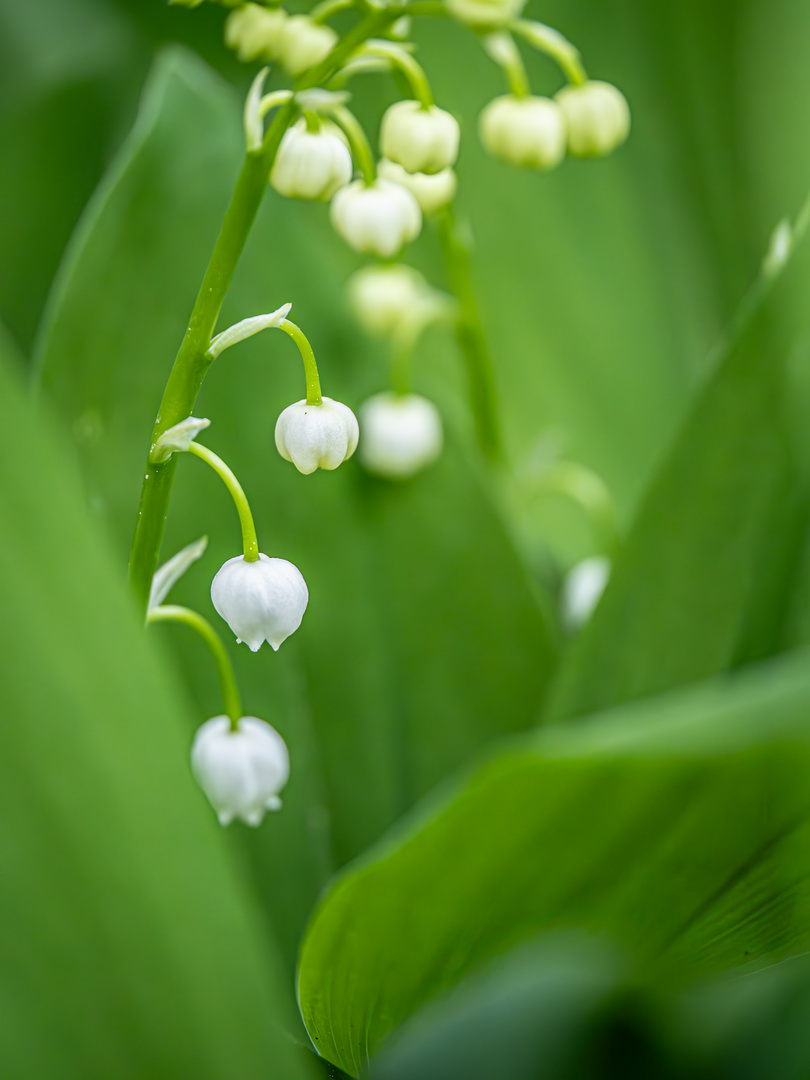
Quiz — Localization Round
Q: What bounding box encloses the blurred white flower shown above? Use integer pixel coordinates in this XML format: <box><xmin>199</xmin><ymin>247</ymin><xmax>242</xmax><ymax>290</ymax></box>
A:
<box><xmin>560</xmin><ymin>555</ymin><xmax>611</xmax><ymax>631</ymax></box>
<box><xmin>378</xmin><ymin>158</ymin><xmax>457</xmax><ymax>214</ymax></box>
<box><xmin>275</xmin><ymin>397</ymin><xmax>359</xmax><ymax>474</ymax></box>
<box><xmin>331</xmin><ymin>178</ymin><xmax>421</xmax><ymax>258</ymax></box>
<box><xmin>191</xmin><ymin>715</ymin><xmax>290</xmax><ymax>827</ymax></box>
<box><xmin>270</xmin><ymin>119</ymin><xmax>352</xmax><ymax>201</ymax></box>
<box><xmin>380</xmin><ymin>101</ymin><xmax>460</xmax><ymax>174</ymax></box>
<box><xmin>359</xmin><ymin>392</ymin><xmax>443</xmax><ymax>479</ymax></box>
<box><xmin>224</xmin><ymin>3</ymin><xmax>288</xmax><ymax>63</ymax></box>
<box><xmin>278</xmin><ymin>15</ymin><xmax>337</xmax><ymax>76</ymax></box>
<box><xmin>211</xmin><ymin>554</ymin><xmax>308</xmax><ymax>651</ymax></box>
<box><xmin>446</xmin><ymin>0</ymin><xmax>526</xmax><ymax>28</ymax></box>
<box><xmin>347</xmin><ymin>263</ymin><xmax>449</xmax><ymax>340</ymax></box>
<box><xmin>479</xmin><ymin>95</ymin><xmax>567</xmax><ymax>170</ymax></box>
<box><xmin>555</xmin><ymin>81</ymin><xmax>630</xmax><ymax>158</ymax></box>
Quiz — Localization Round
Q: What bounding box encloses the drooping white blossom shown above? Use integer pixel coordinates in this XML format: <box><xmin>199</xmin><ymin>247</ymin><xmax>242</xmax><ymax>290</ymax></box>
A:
<box><xmin>347</xmin><ymin>264</ymin><xmax>452</xmax><ymax>341</ymax></box>
<box><xmin>275</xmin><ymin>397</ymin><xmax>359</xmax><ymax>474</ymax></box>
<box><xmin>359</xmin><ymin>392</ymin><xmax>443</xmax><ymax>479</ymax></box>
<box><xmin>270</xmin><ymin>119</ymin><xmax>352</xmax><ymax>202</ymax></box>
<box><xmin>560</xmin><ymin>555</ymin><xmax>611</xmax><ymax>631</ymax></box>
<box><xmin>378</xmin><ymin>158</ymin><xmax>457</xmax><ymax>214</ymax></box>
<box><xmin>555</xmin><ymin>81</ymin><xmax>630</xmax><ymax>158</ymax></box>
<box><xmin>380</xmin><ymin>101</ymin><xmax>460</xmax><ymax>175</ymax></box>
<box><xmin>224</xmin><ymin>3</ymin><xmax>288</xmax><ymax>63</ymax></box>
<box><xmin>479</xmin><ymin>95</ymin><xmax>567</xmax><ymax>170</ymax></box>
<box><xmin>191</xmin><ymin>715</ymin><xmax>290</xmax><ymax>827</ymax></box>
<box><xmin>446</xmin><ymin>0</ymin><xmax>526</xmax><ymax>28</ymax></box>
<box><xmin>331</xmin><ymin>178</ymin><xmax>422</xmax><ymax>258</ymax></box>
<box><xmin>211</xmin><ymin>554</ymin><xmax>308</xmax><ymax>651</ymax></box>
<box><xmin>278</xmin><ymin>15</ymin><xmax>337</xmax><ymax>76</ymax></box>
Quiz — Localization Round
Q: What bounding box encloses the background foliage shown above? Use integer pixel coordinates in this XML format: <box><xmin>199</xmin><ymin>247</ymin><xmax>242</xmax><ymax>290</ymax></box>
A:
<box><xmin>4</xmin><ymin>0</ymin><xmax>810</xmax><ymax>1076</ymax></box>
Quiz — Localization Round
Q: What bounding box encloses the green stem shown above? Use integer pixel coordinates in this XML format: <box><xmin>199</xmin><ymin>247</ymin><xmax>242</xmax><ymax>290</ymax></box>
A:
<box><xmin>147</xmin><ymin>605</ymin><xmax>242</xmax><ymax>730</ymax></box>
<box><xmin>128</xmin><ymin>9</ymin><xmax>411</xmax><ymax>613</ymax></box>
<box><xmin>390</xmin><ymin>334</ymin><xmax>414</xmax><ymax>396</ymax></box>
<box><xmin>331</xmin><ymin>104</ymin><xmax>377</xmax><ymax>184</ymax></box>
<box><xmin>310</xmin><ymin>0</ymin><xmax>357</xmax><ymax>24</ymax></box>
<box><xmin>278</xmin><ymin>320</ymin><xmax>323</xmax><ymax>404</ymax></box>
<box><xmin>436</xmin><ymin>206</ymin><xmax>501</xmax><ymax>462</ymax></box>
<box><xmin>364</xmin><ymin>42</ymin><xmax>434</xmax><ymax>107</ymax></box>
<box><xmin>510</xmin><ymin>20</ymin><xmax>587</xmax><ymax>86</ymax></box>
<box><xmin>533</xmin><ymin>462</ymin><xmax>619</xmax><ymax>556</ymax></box>
<box><xmin>186</xmin><ymin>441</ymin><xmax>259</xmax><ymax>562</ymax></box>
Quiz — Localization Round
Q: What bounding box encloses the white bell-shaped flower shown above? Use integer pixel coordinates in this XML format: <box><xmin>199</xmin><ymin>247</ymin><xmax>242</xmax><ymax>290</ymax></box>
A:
<box><xmin>270</xmin><ymin>119</ymin><xmax>352</xmax><ymax>202</ymax></box>
<box><xmin>560</xmin><ymin>556</ymin><xmax>611</xmax><ymax>631</ymax></box>
<box><xmin>378</xmin><ymin>158</ymin><xmax>457</xmax><ymax>214</ymax></box>
<box><xmin>479</xmin><ymin>95</ymin><xmax>567</xmax><ymax>170</ymax></box>
<box><xmin>224</xmin><ymin>3</ymin><xmax>288</xmax><ymax>63</ymax></box>
<box><xmin>359</xmin><ymin>392</ymin><xmax>443</xmax><ymax>479</ymax></box>
<box><xmin>380</xmin><ymin>100</ymin><xmax>460</xmax><ymax>175</ymax></box>
<box><xmin>446</xmin><ymin>0</ymin><xmax>526</xmax><ymax>27</ymax></box>
<box><xmin>555</xmin><ymin>81</ymin><xmax>630</xmax><ymax>158</ymax></box>
<box><xmin>348</xmin><ymin>264</ymin><xmax>432</xmax><ymax>339</ymax></box>
<box><xmin>331</xmin><ymin>178</ymin><xmax>421</xmax><ymax>258</ymax></box>
<box><xmin>191</xmin><ymin>715</ymin><xmax>290</xmax><ymax>827</ymax></box>
<box><xmin>211</xmin><ymin>554</ymin><xmax>308</xmax><ymax>652</ymax></box>
<box><xmin>275</xmin><ymin>397</ymin><xmax>359</xmax><ymax>474</ymax></box>
<box><xmin>278</xmin><ymin>15</ymin><xmax>337</xmax><ymax>76</ymax></box>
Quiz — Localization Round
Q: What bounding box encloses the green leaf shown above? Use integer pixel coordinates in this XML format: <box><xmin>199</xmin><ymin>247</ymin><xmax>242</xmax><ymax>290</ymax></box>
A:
<box><xmin>0</xmin><ymin>337</ymin><xmax>313</xmax><ymax>1075</ymax></box>
<box><xmin>544</xmin><ymin>256</ymin><xmax>808</xmax><ymax>723</ymax></box>
<box><xmin>298</xmin><ymin>654</ymin><xmax>810</xmax><ymax>1076</ymax></box>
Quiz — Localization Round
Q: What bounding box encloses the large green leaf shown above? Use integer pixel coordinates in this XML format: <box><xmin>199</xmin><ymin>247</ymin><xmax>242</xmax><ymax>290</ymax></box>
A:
<box><xmin>35</xmin><ymin>45</ymin><xmax>555</xmax><ymax>896</ymax></box>
<box><xmin>0</xmin><ymin>334</ymin><xmax>313</xmax><ymax>1075</ymax></box>
<box><xmin>298</xmin><ymin>653</ymin><xmax>810</xmax><ymax>1075</ymax></box>
<box><xmin>543</xmin><ymin>245</ymin><xmax>808</xmax><ymax>723</ymax></box>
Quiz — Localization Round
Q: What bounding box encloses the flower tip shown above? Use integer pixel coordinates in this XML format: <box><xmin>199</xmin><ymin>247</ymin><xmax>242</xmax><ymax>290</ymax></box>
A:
<box><xmin>217</xmin><ymin>809</ymin><xmax>235</xmax><ymax>827</ymax></box>
<box><xmin>267</xmin><ymin>796</ymin><xmax>283</xmax><ymax>812</ymax></box>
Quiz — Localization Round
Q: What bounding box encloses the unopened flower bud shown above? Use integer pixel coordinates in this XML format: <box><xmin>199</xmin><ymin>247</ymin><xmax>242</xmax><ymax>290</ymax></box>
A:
<box><xmin>560</xmin><ymin>555</ymin><xmax>610</xmax><ymax>631</ymax></box>
<box><xmin>225</xmin><ymin>3</ymin><xmax>288</xmax><ymax>63</ymax></box>
<box><xmin>446</xmin><ymin>0</ymin><xmax>526</xmax><ymax>28</ymax></box>
<box><xmin>359</xmin><ymin>392</ymin><xmax>443</xmax><ymax>479</ymax></box>
<box><xmin>275</xmin><ymin>397</ymin><xmax>359</xmax><ymax>474</ymax></box>
<box><xmin>479</xmin><ymin>95</ymin><xmax>566</xmax><ymax>170</ymax></box>
<box><xmin>378</xmin><ymin>158</ymin><xmax>457</xmax><ymax>214</ymax></box>
<box><xmin>271</xmin><ymin>120</ymin><xmax>352</xmax><ymax>202</ymax></box>
<box><xmin>191</xmin><ymin>715</ymin><xmax>290</xmax><ymax>827</ymax></box>
<box><xmin>380</xmin><ymin>101</ymin><xmax>460</xmax><ymax>175</ymax></box>
<box><xmin>278</xmin><ymin>15</ymin><xmax>337</xmax><ymax>77</ymax></box>
<box><xmin>211</xmin><ymin>554</ymin><xmax>308</xmax><ymax>652</ymax></box>
<box><xmin>331</xmin><ymin>178</ymin><xmax>421</xmax><ymax>258</ymax></box>
<box><xmin>555</xmin><ymin>81</ymin><xmax>630</xmax><ymax>158</ymax></box>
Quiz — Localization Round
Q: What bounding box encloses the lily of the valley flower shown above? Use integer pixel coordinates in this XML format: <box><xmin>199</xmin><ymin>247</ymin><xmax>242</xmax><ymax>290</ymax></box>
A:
<box><xmin>271</xmin><ymin>119</ymin><xmax>352</xmax><ymax>202</ymax></box>
<box><xmin>224</xmin><ymin>3</ymin><xmax>288</xmax><ymax>63</ymax></box>
<box><xmin>555</xmin><ymin>81</ymin><xmax>630</xmax><ymax>158</ymax></box>
<box><xmin>479</xmin><ymin>94</ymin><xmax>567</xmax><ymax>170</ymax></box>
<box><xmin>331</xmin><ymin>178</ymin><xmax>422</xmax><ymax>258</ymax></box>
<box><xmin>380</xmin><ymin>101</ymin><xmax>460</xmax><ymax>175</ymax></box>
<box><xmin>278</xmin><ymin>15</ymin><xmax>337</xmax><ymax>76</ymax></box>
<box><xmin>359</xmin><ymin>392</ymin><xmax>443</xmax><ymax>479</ymax></box>
<box><xmin>560</xmin><ymin>555</ymin><xmax>611</xmax><ymax>631</ymax></box>
<box><xmin>446</xmin><ymin>0</ymin><xmax>526</xmax><ymax>28</ymax></box>
<box><xmin>275</xmin><ymin>397</ymin><xmax>359</xmax><ymax>474</ymax></box>
<box><xmin>378</xmin><ymin>158</ymin><xmax>458</xmax><ymax>214</ymax></box>
<box><xmin>211</xmin><ymin>554</ymin><xmax>308</xmax><ymax>651</ymax></box>
<box><xmin>191</xmin><ymin>715</ymin><xmax>290</xmax><ymax>826</ymax></box>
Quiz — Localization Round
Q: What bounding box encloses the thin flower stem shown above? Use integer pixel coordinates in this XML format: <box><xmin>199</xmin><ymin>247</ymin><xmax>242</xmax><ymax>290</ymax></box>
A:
<box><xmin>330</xmin><ymin>104</ymin><xmax>377</xmax><ymax>184</ymax></box>
<box><xmin>436</xmin><ymin>205</ymin><xmax>502</xmax><ymax>463</ymax></box>
<box><xmin>310</xmin><ymin>0</ymin><xmax>357</xmax><ymax>25</ymax></box>
<box><xmin>533</xmin><ymin>462</ymin><xmax>619</xmax><ymax>555</ymax></box>
<box><xmin>147</xmin><ymin>605</ymin><xmax>242</xmax><ymax>731</ymax></box>
<box><xmin>186</xmin><ymin>442</ymin><xmax>260</xmax><ymax>563</ymax></box>
<box><xmin>278</xmin><ymin>320</ymin><xmax>323</xmax><ymax>405</ymax></box>
<box><xmin>364</xmin><ymin>43</ymin><xmax>434</xmax><ymax>107</ymax></box>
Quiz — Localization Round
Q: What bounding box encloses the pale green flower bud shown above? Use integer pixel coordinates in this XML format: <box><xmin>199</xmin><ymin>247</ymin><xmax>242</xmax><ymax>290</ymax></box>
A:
<box><xmin>211</xmin><ymin>554</ymin><xmax>308</xmax><ymax>651</ymax></box>
<box><xmin>348</xmin><ymin>264</ymin><xmax>431</xmax><ymax>338</ymax></box>
<box><xmin>270</xmin><ymin>120</ymin><xmax>352</xmax><ymax>201</ymax></box>
<box><xmin>378</xmin><ymin>158</ymin><xmax>457</xmax><ymax>213</ymax></box>
<box><xmin>555</xmin><ymin>81</ymin><xmax>630</xmax><ymax>158</ymax></box>
<box><xmin>278</xmin><ymin>15</ymin><xmax>337</xmax><ymax>76</ymax></box>
<box><xmin>275</xmin><ymin>397</ymin><xmax>359</xmax><ymax>474</ymax></box>
<box><xmin>191</xmin><ymin>715</ymin><xmax>289</xmax><ymax>827</ymax></box>
<box><xmin>446</xmin><ymin>0</ymin><xmax>525</xmax><ymax>28</ymax></box>
<box><xmin>560</xmin><ymin>555</ymin><xmax>610</xmax><ymax>630</ymax></box>
<box><xmin>331</xmin><ymin>178</ymin><xmax>422</xmax><ymax>259</ymax></box>
<box><xmin>224</xmin><ymin>4</ymin><xmax>288</xmax><ymax>63</ymax></box>
<box><xmin>359</xmin><ymin>392</ymin><xmax>443</xmax><ymax>479</ymax></box>
<box><xmin>479</xmin><ymin>94</ymin><xmax>566</xmax><ymax>171</ymax></box>
<box><xmin>380</xmin><ymin>100</ymin><xmax>460</xmax><ymax>175</ymax></box>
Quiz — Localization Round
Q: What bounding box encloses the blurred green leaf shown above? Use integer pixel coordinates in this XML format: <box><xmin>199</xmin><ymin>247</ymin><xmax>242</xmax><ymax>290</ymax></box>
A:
<box><xmin>298</xmin><ymin>654</ymin><xmax>810</xmax><ymax>1075</ymax></box>
<box><xmin>544</xmin><ymin>252</ymin><xmax>808</xmax><ymax>723</ymax></box>
<box><xmin>35</xmin><ymin>44</ymin><xmax>555</xmax><ymax>910</ymax></box>
<box><xmin>0</xmin><ymin>335</ymin><xmax>313</xmax><ymax>1076</ymax></box>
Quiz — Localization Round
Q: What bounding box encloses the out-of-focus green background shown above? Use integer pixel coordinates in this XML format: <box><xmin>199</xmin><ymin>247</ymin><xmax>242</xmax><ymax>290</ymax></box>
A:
<box><xmin>6</xmin><ymin>1</ymin><xmax>810</xmax><ymax>1077</ymax></box>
